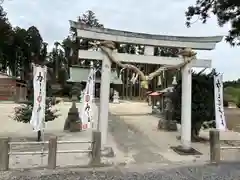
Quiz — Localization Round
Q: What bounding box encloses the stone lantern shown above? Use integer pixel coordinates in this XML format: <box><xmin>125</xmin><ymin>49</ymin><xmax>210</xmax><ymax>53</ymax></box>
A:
<box><xmin>157</xmin><ymin>89</ymin><xmax>177</xmax><ymax>131</ymax></box>
<box><xmin>63</xmin><ymin>66</ymin><xmax>87</xmax><ymax>132</ymax></box>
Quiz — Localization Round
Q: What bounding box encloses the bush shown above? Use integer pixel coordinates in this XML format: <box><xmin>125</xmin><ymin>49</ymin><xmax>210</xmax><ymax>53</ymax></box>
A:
<box><xmin>236</xmin><ymin>95</ymin><xmax>240</xmax><ymax>108</ymax></box>
<box><xmin>224</xmin><ymin>87</ymin><xmax>240</xmax><ymax>105</ymax></box>
<box><xmin>13</xmin><ymin>97</ymin><xmax>60</xmax><ymax>123</ymax></box>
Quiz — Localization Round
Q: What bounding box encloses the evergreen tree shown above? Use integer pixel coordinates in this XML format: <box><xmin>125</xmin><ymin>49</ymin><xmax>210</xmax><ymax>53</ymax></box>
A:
<box><xmin>185</xmin><ymin>0</ymin><xmax>240</xmax><ymax>46</ymax></box>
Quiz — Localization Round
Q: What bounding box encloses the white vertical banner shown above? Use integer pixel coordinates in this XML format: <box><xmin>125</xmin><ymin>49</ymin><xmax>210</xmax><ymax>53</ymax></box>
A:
<box><xmin>81</xmin><ymin>68</ymin><xmax>94</xmax><ymax>130</ymax></box>
<box><xmin>30</xmin><ymin>64</ymin><xmax>47</xmax><ymax>131</ymax></box>
<box><xmin>214</xmin><ymin>74</ymin><xmax>227</xmax><ymax>130</ymax></box>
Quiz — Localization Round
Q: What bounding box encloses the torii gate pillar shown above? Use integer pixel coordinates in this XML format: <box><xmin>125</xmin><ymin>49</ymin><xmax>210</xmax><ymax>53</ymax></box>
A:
<box><xmin>98</xmin><ymin>54</ymin><xmax>111</xmax><ymax>148</ymax></box>
<box><xmin>181</xmin><ymin>60</ymin><xmax>192</xmax><ymax>150</ymax></box>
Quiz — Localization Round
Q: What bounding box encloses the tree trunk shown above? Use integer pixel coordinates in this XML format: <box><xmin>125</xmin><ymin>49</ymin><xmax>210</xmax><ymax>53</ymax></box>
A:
<box><xmin>37</xmin><ymin>130</ymin><xmax>41</xmax><ymax>141</ymax></box>
<box><xmin>191</xmin><ymin>122</ymin><xmax>202</xmax><ymax>142</ymax></box>
<box><xmin>191</xmin><ymin>128</ymin><xmax>199</xmax><ymax>142</ymax></box>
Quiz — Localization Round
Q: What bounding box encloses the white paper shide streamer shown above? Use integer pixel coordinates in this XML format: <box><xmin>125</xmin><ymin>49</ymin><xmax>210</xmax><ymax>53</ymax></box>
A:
<box><xmin>81</xmin><ymin>68</ymin><xmax>95</xmax><ymax>130</ymax></box>
<box><xmin>157</xmin><ymin>75</ymin><xmax>162</xmax><ymax>86</ymax></box>
<box><xmin>30</xmin><ymin>64</ymin><xmax>47</xmax><ymax>131</ymax></box>
<box><xmin>214</xmin><ymin>74</ymin><xmax>227</xmax><ymax>130</ymax></box>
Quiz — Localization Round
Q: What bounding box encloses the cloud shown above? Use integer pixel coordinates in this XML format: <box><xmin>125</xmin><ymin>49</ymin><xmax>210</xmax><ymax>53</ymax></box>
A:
<box><xmin>3</xmin><ymin>0</ymin><xmax>240</xmax><ymax>80</ymax></box>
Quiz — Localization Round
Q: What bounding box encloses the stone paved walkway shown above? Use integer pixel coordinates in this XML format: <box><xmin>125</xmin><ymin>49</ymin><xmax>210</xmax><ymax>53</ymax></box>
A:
<box><xmin>108</xmin><ymin>113</ymin><xmax>168</xmax><ymax>164</ymax></box>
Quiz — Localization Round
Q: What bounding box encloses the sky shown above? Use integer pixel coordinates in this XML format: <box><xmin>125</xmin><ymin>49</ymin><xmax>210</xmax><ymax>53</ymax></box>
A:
<box><xmin>2</xmin><ymin>0</ymin><xmax>240</xmax><ymax>81</ymax></box>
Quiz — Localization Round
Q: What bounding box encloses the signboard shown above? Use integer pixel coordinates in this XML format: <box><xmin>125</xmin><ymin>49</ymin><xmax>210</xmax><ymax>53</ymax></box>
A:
<box><xmin>214</xmin><ymin>74</ymin><xmax>227</xmax><ymax>130</ymax></box>
<box><xmin>30</xmin><ymin>64</ymin><xmax>47</xmax><ymax>131</ymax></box>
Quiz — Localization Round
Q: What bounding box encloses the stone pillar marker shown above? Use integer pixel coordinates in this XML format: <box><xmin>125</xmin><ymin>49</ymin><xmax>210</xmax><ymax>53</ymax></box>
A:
<box><xmin>209</xmin><ymin>130</ymin><xmax>220</xmax><ymax>163</ymax></box>
<box><xmin>0</xmin><ymin>137</ymin><xmax>9</xmax><ymax>171</ymax></box>
<box><xmin>48</xmin><ymin>136</ymin><xmax>57</xmax><ymax>169</ymax></box>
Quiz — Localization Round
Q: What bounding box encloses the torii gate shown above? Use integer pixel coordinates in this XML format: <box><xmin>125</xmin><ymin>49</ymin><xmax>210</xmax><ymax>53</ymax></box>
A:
<box><xmin>70</xmin><ymin>20</ymin><xmax>223</xmax><ymax>151</ymax></box>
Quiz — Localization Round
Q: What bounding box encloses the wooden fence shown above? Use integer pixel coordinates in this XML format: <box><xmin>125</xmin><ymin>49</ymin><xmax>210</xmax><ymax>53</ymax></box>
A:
<box><xmin>0</xmin><ymin>131</ymin><xmax>101</xmax><ymax>171</ymax></box>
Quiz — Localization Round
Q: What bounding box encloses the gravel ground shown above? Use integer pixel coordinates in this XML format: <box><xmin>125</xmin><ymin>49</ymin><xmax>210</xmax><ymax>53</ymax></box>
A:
<box><xmin>2</xmin><ymin>162</ymin><xmax>240</xmax><ymax>180</ymax></box>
